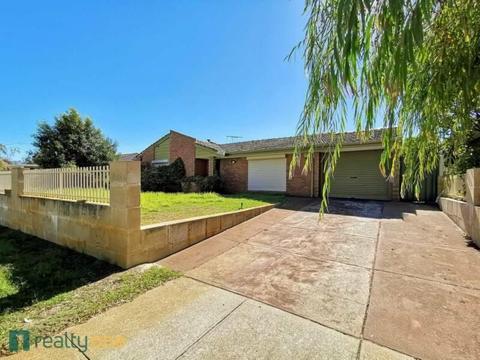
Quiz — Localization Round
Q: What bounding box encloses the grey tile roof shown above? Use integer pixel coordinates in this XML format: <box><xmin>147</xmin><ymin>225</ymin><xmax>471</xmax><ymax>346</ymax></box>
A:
<box><xmin>195</xmin><ymin>140</ymin><xmax>226</xmax><ymax>156</ymax></box>
<box><xmin>219</xmin><ymin>129</ymin><xmax>385</xmax><ymax>155</ymax></box>
<box><xmin>119</xmin><ymin>153</ymin><xmax>139</xmax><ymax>161</ymax></box>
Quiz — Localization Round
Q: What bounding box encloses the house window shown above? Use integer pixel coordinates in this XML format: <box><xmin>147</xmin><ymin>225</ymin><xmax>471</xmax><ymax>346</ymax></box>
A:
<box><xmin>152</xmin><ymin>159</ymin><xmax>169</xmax><ymax>167</ymax></box>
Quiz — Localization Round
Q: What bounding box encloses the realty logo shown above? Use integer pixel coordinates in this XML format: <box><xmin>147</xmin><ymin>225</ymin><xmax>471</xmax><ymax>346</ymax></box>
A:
<box><xmin>9</xmin><ymin>330</ymin><xmax>88</xmax><ymax>353</ymax></box>
<box><xmin>9</xmin><ymin>330</ymin><xmax>29</xmax><ymax>352</ymax></box>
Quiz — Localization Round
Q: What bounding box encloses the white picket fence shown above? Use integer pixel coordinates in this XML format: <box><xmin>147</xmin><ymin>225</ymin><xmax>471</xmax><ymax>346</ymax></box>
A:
<box><xmin>0</xmin><ymin>171</ymin><xmax>11</xmax><ymax>194</ymax></box>
<box><xmin>23</xmin><ymin>166</ymin><xmax>110</xmax><ymax>204</ymax></box>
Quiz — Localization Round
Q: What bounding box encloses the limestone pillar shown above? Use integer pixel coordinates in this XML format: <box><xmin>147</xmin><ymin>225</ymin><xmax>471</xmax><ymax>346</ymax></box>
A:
<box><xmin>466</xmin><ymin>168</ymin><xmax>480</xmax><ymax>206</ymax></box>
<box><xmin>109</xmin><ymin>161</ymin><xmax>141</xmax><ymax>267</ymax></box>
<box><xmin>10</xmin><ymin>167</ymin><xmax>24</xmax><ymax>197</ymax></box>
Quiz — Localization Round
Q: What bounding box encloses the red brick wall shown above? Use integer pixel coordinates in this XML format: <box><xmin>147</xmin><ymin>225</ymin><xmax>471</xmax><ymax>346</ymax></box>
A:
<box><xmin>286</xmin><ymin>154</ymin><xmax>312</xmax><ymax>197</ymax></box>
<box><xmin>392</xmin><ymin>159</ymin><xmax>401</xmax><ymax>201</ymax></box>
<box><xmin>219</xmin><ymin>158</ymin><xmax>248</xmax><ymax>193</ymax></box>
<box><xmin>169</xmin><ymin>131</ymin><xmax>195</xmax><ymax>177</ymax></box>
<box><xmin>139</xmin><ymin>145</ymin><xmax>155</xmax><ymax>166</ymax></box>
<box><xmin>195</xmin><ymin>159</ymin><xmax>208</xmax><ymax>176</ymax></box>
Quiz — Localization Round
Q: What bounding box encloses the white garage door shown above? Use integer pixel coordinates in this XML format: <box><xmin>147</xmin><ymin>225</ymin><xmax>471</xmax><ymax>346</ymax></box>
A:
<box><xmin>248</xmin><ymin>158</ymin><xmax>286</xmax><ymax>192</ymax></box>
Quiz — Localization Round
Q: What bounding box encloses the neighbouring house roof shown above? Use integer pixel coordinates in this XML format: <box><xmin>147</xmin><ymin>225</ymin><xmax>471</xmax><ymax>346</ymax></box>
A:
<box><xmin>119</xmin><ymin>153</ymin><xmax>139</xmax><ymax>161</ymax></box>
<box><xmin>219</xmin><ymin>129</ymin><xmax>386</xmax><ymax>155</ymax></box>
<box><xmin>3</xmin><ymin>162</ymin><xmax>39</xmax><ymax>169</ymax></box>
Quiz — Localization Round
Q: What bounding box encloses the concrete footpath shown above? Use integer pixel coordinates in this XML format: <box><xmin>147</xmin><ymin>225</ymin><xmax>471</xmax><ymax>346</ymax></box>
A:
<box><xmin>13</xmin><ymin>277</ymin><xmax>367</xmax><ymax>360</ymax></box>
<box><xmin>12</xmin><ymin>200</ymin><xmax>480</xmax><ymax>360</ymax></box>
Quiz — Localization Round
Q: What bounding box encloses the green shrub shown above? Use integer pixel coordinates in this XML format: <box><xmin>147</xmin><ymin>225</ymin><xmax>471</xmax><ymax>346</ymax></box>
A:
<box><xmin>202</xmin><ymin>175</ymin><xmax>224</xmax><ymax>192</ymax></box>
<box><xmin>141</xmin><ymin>158</ymin><xmax>186</xmax><ymax>192</ymax></box>
<box><xmin>181</xmin><ymin>175</ymin><xmax>224</xmax><ymax>193</ymax></box>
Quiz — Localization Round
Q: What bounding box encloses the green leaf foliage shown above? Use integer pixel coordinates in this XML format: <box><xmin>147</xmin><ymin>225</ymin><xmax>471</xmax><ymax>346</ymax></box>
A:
<box><xmin>182</xmin><ymin>175</ymin><xmax>225</xmax><ymax>193</ymax></box>
<box><xmin>141</xmin><ymin>158</ymin><xmax>186</xmax><ymax>192</ymax></box>
<box><xmin>29</xmin><ymin>108</ymin><xmax>118</xmax><ymax>168</ymax></box>
<box><xmin>293</xmin><ymin>0</ymin><xmax>480</xmax><ymax>211</ymax></box>
<box><xmin>0</xmin><ymin>145</ymin><xmax>20</xmax><ymax>170</ymax></box>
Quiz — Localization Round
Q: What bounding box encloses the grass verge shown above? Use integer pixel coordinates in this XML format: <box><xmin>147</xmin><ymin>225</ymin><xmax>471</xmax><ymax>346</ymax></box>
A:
<box><xmin>0</xmin><ymin>227</ymin><xmax>180</xmax><ymax>356</ymax></box>
<box><xmin>141</xmin><ymin>192</ymin><xmax>285</xmax><ymax>225</ymax></box>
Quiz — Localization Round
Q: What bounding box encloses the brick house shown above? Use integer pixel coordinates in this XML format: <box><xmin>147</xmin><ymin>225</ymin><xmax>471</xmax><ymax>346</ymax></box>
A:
<box><xmin>137</xmin><ymin>130</ymin><xmax>400</xmax><ymax>200</ymax></box>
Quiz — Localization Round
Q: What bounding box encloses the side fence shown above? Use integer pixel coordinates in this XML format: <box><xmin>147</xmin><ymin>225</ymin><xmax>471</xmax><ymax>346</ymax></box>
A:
<box><xmin>23</xmin><ymin>166</ymin><xmax>110</xmax><ymax>204</ymax></box>
<box><xmin>438</xmin><ymin>168</ymin><xmax>480</xmax><ymax>247</ymax></box>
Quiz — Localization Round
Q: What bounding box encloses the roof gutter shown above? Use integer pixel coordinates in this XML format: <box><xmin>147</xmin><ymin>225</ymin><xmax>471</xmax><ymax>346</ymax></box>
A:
<box><xmin>222</xmin><ymin>142</ymin><xmax>384</xmax><ymax>158</ymax></box>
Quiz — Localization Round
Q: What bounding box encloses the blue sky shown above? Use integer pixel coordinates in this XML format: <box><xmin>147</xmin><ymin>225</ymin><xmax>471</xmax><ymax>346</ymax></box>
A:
<box><xmin>1</xmin><ymin>1</ymin><xmax>313</xmax><ymax>159</ymax></box>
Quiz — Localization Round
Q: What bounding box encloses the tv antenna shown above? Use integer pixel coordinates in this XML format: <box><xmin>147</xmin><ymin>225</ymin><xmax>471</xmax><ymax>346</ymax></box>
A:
<box><xmin>226</xmin><ymin>135</ymin><xmax>243</xmax><ymax>143</ymax></box>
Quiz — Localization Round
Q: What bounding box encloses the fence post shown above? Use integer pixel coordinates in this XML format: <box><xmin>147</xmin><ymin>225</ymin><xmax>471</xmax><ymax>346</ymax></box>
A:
<box><xmin>5</xmin><ymin>167</ymin><xmax>25</xmax><ymax>231</ymax></box>
<box><xmin>108</xmin><ymin>161</ymin><xmax>141</xmax><ymax>267</ymax></box>
<box><xmin>59</xmin><ymin>169</ymin><xmax>64</xmax><ymax>195</ymax></box>
<box><xmin>109</xmin><ymin>161</ymin><xmax>141</xmax><ymax>230</ymax></box>
<box><xmin>11</xmin><ymin>167</ymin><xmax>24</xmax><ymax>197</ymax></box>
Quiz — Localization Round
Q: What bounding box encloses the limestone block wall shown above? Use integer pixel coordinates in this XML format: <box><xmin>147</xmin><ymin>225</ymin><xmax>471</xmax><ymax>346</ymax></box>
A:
<box><xmin>130</xmin><ymin>204</ymin><xmax>275</xmax><ymax>265</ymax></box>
<box><xmin>0</xmin><ymin>160</ymin><xmax>277</xmax><ymax>268</ymax></box>
<box><xmin>0</xmin><ymin>161</ymin><xmax>141</xmax><ymax>268</ymax></box>
<box><xmin>438</xmin><ymin>168</ymin><xmax>480</xmax><ymax>247</ymax></box>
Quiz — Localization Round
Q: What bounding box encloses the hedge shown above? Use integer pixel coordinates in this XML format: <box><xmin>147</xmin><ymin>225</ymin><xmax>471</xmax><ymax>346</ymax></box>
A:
<box><xmin>141</xmin><ymin>158</ymin><xmax>186</xmax><ymax>192</ymax></box>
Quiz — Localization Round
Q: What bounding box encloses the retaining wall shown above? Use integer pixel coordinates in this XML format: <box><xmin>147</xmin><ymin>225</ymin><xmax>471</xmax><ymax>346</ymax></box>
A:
<box><xmin>131</xmin><ymin>204</ymin><xmax>275</xmax><ymax>264</ymax></box>
<box><xmin>438</xmin><ymin>168</ymin><xmax>480</xmax><ymax>247</ymax></box>
<box><xmin>0</xmin><ymin>161</ymin><xmax>276</xmax><ymax>268</ymax></box>
<box><xmin>0</xmin><ymin>162</ymin><xmax>140</xmax><ymax>268</ymax></box>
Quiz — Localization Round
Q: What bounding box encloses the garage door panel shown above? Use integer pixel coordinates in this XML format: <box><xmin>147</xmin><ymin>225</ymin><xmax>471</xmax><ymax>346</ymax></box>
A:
<box><xmin>330</xmin><ymin>150</ymin><xmax>390</xmax><ymax>200</ymax></box>
<box><xmin>248</xmin><ymin>158</ymin><xmax>286</xmax><ymax>192</ymax></box>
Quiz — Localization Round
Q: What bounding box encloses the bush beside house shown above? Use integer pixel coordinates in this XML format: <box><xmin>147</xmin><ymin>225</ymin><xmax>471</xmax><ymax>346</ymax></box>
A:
<box><xmin>181</xmin><ymin>175</ymin><xmax>224</xmax><ymax>193</ymax></box>
<box><xmin>141</xmin><ymin>158</ymin><xmax>226</xmax><ymax>194</ymax></box>
<box><xmin>141</xmin><ymin>158</ymin><xmax>186</xmax><ymax>192</ymax></box>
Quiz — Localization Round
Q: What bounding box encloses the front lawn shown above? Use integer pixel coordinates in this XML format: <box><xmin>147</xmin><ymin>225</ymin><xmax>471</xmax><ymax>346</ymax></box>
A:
<box><xmin>0</xmin><ymin>227</ymin><xmax>180</xmax><ymax>356</ymax></box>
<box><xmin>141</xmin><ymin>192</ymin><xmax>284</xmax><ymax>225</ymax></box>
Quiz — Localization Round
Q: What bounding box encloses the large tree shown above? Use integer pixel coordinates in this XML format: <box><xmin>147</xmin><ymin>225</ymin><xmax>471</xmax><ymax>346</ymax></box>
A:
<box><xmin>293</xmin><ymin>0</ymin><xmax>480</xmax><ymax>211</ymax></box>
<box><xmin>0</xmin><ymin>144</ymin><xmax>19</xmax><ymax>170</ymax></box>
<box><xmin>30</xmin><ymin>109</ymin><xmax>117</xmax><ymax>168</ymax></box>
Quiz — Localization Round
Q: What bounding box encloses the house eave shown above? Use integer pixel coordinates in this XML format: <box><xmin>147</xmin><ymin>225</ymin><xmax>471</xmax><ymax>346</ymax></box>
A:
<box><xmin>221</xmin><ymin>141</ymin><xmax>384</xmax><ymax>158</ymax></box>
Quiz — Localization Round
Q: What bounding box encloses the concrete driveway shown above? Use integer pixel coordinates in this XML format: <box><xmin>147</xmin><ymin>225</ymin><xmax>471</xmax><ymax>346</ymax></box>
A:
<box><xmin>15</xmin><ymin>199</ymin><xmax>480</xmax><ymax>360</ymax></box>
<box><xmin>161</xmin><ymin>199</ymin><xmax>480</xmax><ymax>360</ymax></box>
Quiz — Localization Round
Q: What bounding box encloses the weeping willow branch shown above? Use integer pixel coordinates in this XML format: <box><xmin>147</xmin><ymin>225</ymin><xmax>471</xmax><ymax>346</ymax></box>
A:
<box><xmin>291</xmin><ymin>0</ymin><xmax>480</xmax><ymax>212</ymax></box>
